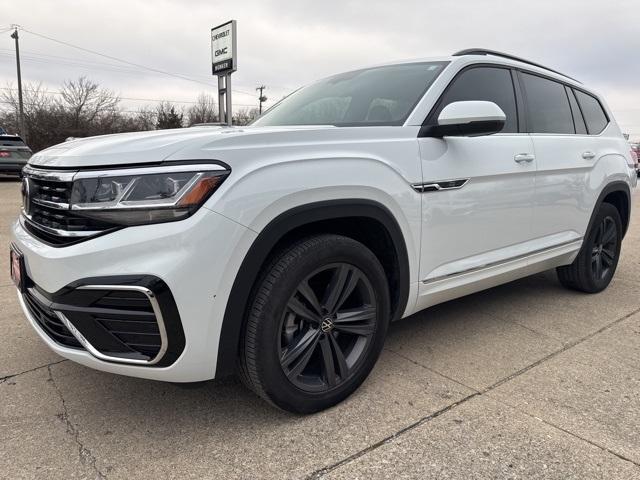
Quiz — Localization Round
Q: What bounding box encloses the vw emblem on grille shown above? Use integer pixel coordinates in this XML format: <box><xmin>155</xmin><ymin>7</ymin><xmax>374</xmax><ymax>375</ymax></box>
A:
<box><xmin>21</xmin><ymin>177</ymin><xmax>30</xmax><ymax>215</ymax></box>
<box><xmin>321</xmin><ymin>317</ymin><xmax>334</xmax><ymax>333</ymax></box>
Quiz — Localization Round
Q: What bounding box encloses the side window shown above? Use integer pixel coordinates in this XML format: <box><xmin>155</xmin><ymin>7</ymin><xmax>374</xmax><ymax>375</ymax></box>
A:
<box><xmin>566</xmin><ymin>87</ymin><xmax>587</xmax><ymax>134</ymax></box>
<box><xmin>574</xmin><ymin>90</ymin><xmax>608</xmax><ymax>135</ymax></box>
<box><xmin>433</xmin><ymin>67</ymin><xmax>518</xmax><ymax>133</ymax></box>
<box><xmin>520</xmin><ymin>73</ymin><xmax>574</xmax><ymax>134</ymax></box>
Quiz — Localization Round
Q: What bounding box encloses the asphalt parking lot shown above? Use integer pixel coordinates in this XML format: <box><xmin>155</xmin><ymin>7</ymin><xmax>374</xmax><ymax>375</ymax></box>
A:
<box><xmin>1</xmin><ymin>179</ymin><xmax>639</xmax><ymax>480</ymax></box>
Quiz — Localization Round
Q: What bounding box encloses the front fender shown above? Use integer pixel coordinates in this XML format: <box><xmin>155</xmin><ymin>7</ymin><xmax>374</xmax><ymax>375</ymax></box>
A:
<box><xmin>206</xmin><ymin>156</ymin><xmax>422</xmax><ymax>282</ymax></box>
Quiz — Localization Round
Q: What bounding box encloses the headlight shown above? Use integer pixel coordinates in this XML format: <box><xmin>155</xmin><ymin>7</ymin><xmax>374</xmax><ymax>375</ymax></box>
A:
<box><xmin>69</xmin><ymin>164</ymin><xmax>229</xmax><ymax>226</ymax></box>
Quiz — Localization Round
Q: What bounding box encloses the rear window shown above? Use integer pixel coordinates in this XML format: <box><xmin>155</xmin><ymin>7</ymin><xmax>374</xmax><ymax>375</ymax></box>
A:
<box><xmin>574</xmin><ymin>90</ymin><xmax>608</xmax><ymax>135</ymax></box>
<box><xmin>0</xmin><ymin>136</ymin><xmax>27</xmax><ymax>147</ymax></box>
<box><xmin>521</xmin><ymin>73</ymin><xmax>574</xmax><ymax>134</ymax></box>
<box><xmin>0</xmin><ymin>150</ymin><xmax>31</xmax><ymax>160</ymax></box>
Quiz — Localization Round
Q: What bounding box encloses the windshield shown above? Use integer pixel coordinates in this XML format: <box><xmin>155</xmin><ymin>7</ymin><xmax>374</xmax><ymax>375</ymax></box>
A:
<box><xmin>252</xmin><ymin>62</ymin><xmax>448</xmax><ymax>127</ymax></box>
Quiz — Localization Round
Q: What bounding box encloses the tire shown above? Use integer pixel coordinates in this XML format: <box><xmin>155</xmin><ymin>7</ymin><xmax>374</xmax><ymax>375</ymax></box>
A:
<box><xmin>557</xmin><ymin>202</ymin><xmax>622</xmax><ymax>293</ymax></box>
<box><xmin>238</xmin><ymin>234</ymin><xmax>390</xmax><ymax>413</ymax></box>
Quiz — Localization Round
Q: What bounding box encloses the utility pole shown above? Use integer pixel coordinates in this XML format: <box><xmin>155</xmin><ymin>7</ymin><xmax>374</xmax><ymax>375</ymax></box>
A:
<box><xmin>256</xmin><ymin>85</ymin><xmax>267</xmax><ymax>114</ymax></box>
<box><xmin>10</xmin><ymin>26</ymin><xmax>25</xmax><ymax>141</ymax></box>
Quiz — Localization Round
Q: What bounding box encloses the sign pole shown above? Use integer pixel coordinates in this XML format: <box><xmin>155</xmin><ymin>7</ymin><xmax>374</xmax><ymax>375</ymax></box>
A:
<box><xmin>225</xmin><ymin>74</ymin><xmax>232</xmax><ymax>126</ymax></box>
<box><xmin>218</xmin><ymin>75</ymin><xmax>225</xmax><ymax>124</ymax></box>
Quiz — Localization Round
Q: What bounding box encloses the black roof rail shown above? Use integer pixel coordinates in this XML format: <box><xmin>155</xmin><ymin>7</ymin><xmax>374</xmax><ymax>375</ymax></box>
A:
<box><xmin>453</xmin><ymin>48</ymin><xmax>581</xmax><ymax>84</ymax></box>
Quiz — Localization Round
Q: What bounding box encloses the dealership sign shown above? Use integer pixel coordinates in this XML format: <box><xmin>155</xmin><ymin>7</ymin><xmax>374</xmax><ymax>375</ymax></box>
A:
<box><xmin>211</xmin><ymin>20</ymin><xmax>237</xmax><ymax>75</ymax></box>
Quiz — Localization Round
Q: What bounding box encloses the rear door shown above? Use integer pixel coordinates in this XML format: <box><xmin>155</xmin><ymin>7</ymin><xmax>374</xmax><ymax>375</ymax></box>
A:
<box><xmin>416</xmin><ymin>65</ymin><xmax>536</xmax><ymax>306</ymax></box>
<box><xmin>519</xmin><ymin>72</ymin><xmax>606</xmax><ymax>246</ymax></box>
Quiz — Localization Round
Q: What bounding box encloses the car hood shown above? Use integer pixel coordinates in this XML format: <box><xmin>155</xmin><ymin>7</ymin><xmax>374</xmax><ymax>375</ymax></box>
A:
<box><xmin>27</xmin><ymin>125</ymin><xmax>338</xmax><ymax>169</ymax></box>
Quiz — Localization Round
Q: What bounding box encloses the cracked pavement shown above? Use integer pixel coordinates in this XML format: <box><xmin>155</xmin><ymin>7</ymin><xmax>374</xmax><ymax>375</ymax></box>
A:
<box><xmin>1</xmin><ymin>180</ymin><xmax>639</xmax><ymax>479</ymax></box>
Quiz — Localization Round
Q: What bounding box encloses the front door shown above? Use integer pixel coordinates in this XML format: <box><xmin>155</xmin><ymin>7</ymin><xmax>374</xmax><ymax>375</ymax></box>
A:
<box><xmin>415</xmin><ymin>65</ymin><xmax>536</xmax><ymax>310</ymax></box>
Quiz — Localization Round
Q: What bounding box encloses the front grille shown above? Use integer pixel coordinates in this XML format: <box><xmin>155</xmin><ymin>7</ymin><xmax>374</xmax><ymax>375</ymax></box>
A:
<box><xmin>22</xmin><ymin>171</ymin><xmax>117</xmax><ymax>246</ymax></box>
<box><xmin>22</xmin><ymin>288</ymin><xmax>82</xmax><ymax>349</ymax></box>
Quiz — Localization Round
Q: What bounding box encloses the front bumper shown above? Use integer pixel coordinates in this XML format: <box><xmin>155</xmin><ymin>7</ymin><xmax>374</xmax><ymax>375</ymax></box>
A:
<box><xmin>19</xmin><ymin>275</ymin><xmax>185</xmax><ymax>366</ymax></box>
<box><xmin>12</xmin><ymin>206</ymin><xmax>257</xmax><ymax>382</ymax></box>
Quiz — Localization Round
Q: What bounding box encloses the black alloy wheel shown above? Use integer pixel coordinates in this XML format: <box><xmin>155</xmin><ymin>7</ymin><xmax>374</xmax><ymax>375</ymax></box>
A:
<box><xmin>590</xmin><ymin>216</ymin><xmax>617</xmax><ymax>282</ymax></box>
<box><xmin>279</xmin><ymin>263</ymin><xmax>377</xmax><ymax>392</ymax></box>
<box><xmin>239</xmin><ymin>234</ymin><xmax>390</xmax><ymax>413</ymax></box>
<box><xmin>557</xmin><ymin>202</ymin><xmax>622</xmax><ymax>293</ymax></box>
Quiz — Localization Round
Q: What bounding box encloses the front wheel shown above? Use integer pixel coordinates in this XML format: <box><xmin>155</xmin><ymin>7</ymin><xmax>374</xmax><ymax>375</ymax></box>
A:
<box><xmin>238</xmin><ymin>234</ymin><xmax>390</xmax><ymax>413</ymax></box>
<box><xmin>557</xmin><ymin>202</ymin><xmax>622</xmax><ymax>293</ymax></box>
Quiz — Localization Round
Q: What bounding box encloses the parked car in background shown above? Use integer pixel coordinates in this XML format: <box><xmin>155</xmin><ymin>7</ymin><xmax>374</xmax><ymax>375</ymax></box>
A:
<box><xmin>0</xmin><ymin>135</ymin><xmax>32</xmax><ymax>178</ymax></box>
<box><xmin>11</xmin><ymin>49</ymin><xmax>638</xmax><ymax>413</ymax></box>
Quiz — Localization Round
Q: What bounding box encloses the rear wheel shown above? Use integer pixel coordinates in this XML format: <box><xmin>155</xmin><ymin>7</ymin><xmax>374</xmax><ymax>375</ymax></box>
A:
<box><xmin>557</xmin><ymin>202</ymin><xmax>622</xmax><ymax>293</ymax></box>
<box><xmin>239</xmin><ymin>234</ymin><xmax>390</xmax><ymax>413</ymax></box>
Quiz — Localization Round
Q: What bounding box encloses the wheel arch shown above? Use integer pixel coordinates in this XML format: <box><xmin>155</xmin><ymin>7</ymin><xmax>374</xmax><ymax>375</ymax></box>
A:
<box><xmin>587</xmin><ymin>181</ymin><xmax>631</xmax><ymax>239</ymax></box>
<box><xmin>215</xmin><ymin>199</ymin><xmax>410</xmax><ymax>378</ymax></box>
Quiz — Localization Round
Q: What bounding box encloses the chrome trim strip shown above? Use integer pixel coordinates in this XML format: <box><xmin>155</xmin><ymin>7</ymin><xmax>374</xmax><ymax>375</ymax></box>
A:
<box><xmin>18</xmin><ymin>291</ymin><xmax>81</xmax><ymax>353</ymax></box>
<box><xmin>20</xmin><ymin>214</ymin><xmax>102</xmax><ymax>238</ymax></box>
<box><xmin>23</xmin><ymin>165</ymin><xmax>76</xmax><ymax>182</ymax></box>
<box><xmin>31</xmin><ymin>198</ymin><xmax>70</xmax><ymax>210</ymax></box>
<box><xmin>422</xmin><ymin>239</ymin><xmax>583</xmax><ymax>284</ymax></box>
<box><xmin>412</xmin><ymin>178</ymin><xmax>469</xmax><ymax>193</ymax></box>
<box><xmin>73</xmin><ymin>163</ymin><xmax>228</xmax><ymax>179</ymax></box>
<box><xmin>24</xmin><ymin>163</ymin><xmax>228</xmax><ymax>182</ymax></box>
<box><xmin>56</xmin><ymin>285</ymin><xmax>169</xmax><ymax>366</ymax></box>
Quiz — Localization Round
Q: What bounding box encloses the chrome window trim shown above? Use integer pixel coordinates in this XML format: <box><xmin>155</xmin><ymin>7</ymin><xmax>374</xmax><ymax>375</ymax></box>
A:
<box><xmin>55</xmin><ymin>285</ymin><xmax>169</xmax><ymax>366</ymax></box>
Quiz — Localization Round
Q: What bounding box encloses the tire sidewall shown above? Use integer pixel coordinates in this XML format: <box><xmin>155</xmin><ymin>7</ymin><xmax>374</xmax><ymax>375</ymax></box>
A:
<box><xmin>581</xmin><ymin>203</ymin><xmax>622</xmax><ymax>292</ymax></box>
<box><xmin>251</xmin><ymin>236</ymin><xmax>390</xmax><ymax>413</ymax></box>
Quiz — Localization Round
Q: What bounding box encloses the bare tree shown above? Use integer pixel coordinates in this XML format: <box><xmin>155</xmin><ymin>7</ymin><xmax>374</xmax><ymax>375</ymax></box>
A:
<box><xmin>0</xmin><ymin>82</ymin><xmax>62</xmax><ymax>151</ymax></box>
<box><xmin>156</xmin><ymin>102</ymin><xmax>184</xmax><ymax>129</ymax></box>
<box><xmin>187</xmin><ymin>93</ymin><xmax>219</xmax><ymax>125</ymax></box>
<box><xmin>232</xmin><ymin>107</ymin><xmax>260</xmax><ymax>126</ymax></box>
<box><xmin>58</xmin><ymin>76</ymin><xmax>120</xmax><ymax>129</ymax></box>
<box><xmin>133</xmin><ymin>107</ymin><xmax>157</xmax><ymax>131</ymax></box>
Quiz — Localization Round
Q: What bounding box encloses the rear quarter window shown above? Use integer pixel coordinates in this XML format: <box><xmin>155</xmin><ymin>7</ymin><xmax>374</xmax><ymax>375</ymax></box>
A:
<box><xmin>574</xmin><ymin>90</ymin><xmax>608</xmax><ymax>135</ymax></box>
<box><xmin>520</xmin><ymin>73</ymin><xmax>574</xmax><ymax>134</ymax></box>
<box><xmin>566</xmin><ymin>87</ymin><xmax>587</xmax><ymax>134</ymax></box>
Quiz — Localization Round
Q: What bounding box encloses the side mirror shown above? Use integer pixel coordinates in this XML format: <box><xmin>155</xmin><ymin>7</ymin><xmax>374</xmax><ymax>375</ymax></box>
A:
<box><xmin>422</xmin><ymin>101</ymin><xmax>506</xmax><ymax>137</ymax></box>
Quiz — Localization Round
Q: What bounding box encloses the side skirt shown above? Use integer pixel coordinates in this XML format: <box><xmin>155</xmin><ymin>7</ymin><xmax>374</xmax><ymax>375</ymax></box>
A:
<box><xmin>412</xmin><ymin>240</ymin><xmax>582</xmax><ymax>313</ymax></box>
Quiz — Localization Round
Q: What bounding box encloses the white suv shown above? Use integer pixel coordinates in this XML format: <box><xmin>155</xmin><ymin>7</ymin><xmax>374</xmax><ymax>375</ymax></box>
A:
<box><xmin>11</xmin><ymin>49</ymin><xmax>637</xmax><ymax>413</ymax></box>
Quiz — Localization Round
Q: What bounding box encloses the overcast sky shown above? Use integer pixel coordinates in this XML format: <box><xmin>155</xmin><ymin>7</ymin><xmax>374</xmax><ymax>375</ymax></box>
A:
<box><xmin>1</xmin><ymin>0</ymin><xmax>639</xmax><ymax>139</ymax></box>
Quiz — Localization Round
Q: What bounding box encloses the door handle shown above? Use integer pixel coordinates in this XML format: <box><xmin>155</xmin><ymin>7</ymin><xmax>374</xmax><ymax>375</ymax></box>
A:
<box><xmin>514</xmin><ymin>153</ymin><xmax>535</xmax><ymax>164</ymax></box>
<box><xmin>582</xmin><ymin>151</ymin><xmax>596</xmax><ymax>160</ymax></box>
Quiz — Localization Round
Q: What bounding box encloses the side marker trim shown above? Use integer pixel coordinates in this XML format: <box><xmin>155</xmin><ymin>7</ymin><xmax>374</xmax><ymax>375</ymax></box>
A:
<box><xmin>412</xmin><ymin>178</ymin><xmax>469</xmax><ymax>193</ymax></box>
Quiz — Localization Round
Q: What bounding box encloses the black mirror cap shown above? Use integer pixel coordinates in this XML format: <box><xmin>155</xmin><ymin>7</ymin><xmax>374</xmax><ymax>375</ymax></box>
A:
<box><xmin>419</xmin><ymin>119</ymin><xmax>505</xmax><ymax>138</ymax></box>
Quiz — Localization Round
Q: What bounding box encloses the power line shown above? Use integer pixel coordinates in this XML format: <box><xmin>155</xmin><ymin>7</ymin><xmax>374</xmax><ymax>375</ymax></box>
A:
<box><xmin>16</xmin><ymin>27</ymin><xmax>258</xmax><ymax>97</ymax></box>
<box><xmin>1</xmin><ymin>47</ymin><xmax>288</xmax><ymax>93</ymax></box>
<box><xmin>0</xmin><ymin>88</ymin><xmax>258</xmax><ymax>108</ymax></box>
